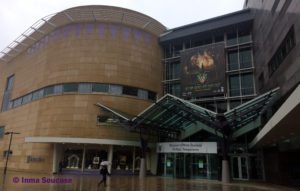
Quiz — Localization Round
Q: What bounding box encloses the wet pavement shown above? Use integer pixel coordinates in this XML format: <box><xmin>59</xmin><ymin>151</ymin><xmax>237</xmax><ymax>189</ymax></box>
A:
<box><xmin>0</xmin><ymin>171</ymin><xmax>299</xmax><ymax>191</ymax></box>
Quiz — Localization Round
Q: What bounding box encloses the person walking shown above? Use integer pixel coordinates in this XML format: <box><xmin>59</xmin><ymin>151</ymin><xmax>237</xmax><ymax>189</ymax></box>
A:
<box><xmin>98</xmin><ymin>165</ymin><xmax>110</xmax><ymax>187</ymax></box>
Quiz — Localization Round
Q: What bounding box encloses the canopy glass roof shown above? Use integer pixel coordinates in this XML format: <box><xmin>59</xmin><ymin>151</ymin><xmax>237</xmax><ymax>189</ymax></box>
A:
<box><xmin>96</xmin><ymin>88</ymin><xmax>279</xmax><ymax>140</ymax></box>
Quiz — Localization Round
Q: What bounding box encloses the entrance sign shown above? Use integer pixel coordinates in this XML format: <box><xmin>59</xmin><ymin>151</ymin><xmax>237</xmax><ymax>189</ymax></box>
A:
<box><xmin>157</xmin><ymin>142</ymin><xmax>217</xmax><ymax>154</ymax></box>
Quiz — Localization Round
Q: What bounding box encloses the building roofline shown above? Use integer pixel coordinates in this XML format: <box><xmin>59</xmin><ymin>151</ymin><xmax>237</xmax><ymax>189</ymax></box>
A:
<box><xmin>160</xmin><ymin>8</ymin><xmax>253</xmax><ymax>42</ymax></box>
<box><xmin>0</xmin><ymin>5</ymin><xmax>166</xmax><ymax>63</ymax></box>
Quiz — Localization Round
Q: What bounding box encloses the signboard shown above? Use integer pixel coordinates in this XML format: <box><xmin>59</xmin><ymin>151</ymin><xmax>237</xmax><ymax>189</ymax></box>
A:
<box><xmin>157</xmin><ymin>142</ymin><xmax>217</xmax><ymax>154</ymax></box>
<box><xmin>181</xmin><ymin>43</ymin><xmax>226</xmax><ymax>98</ymax></box>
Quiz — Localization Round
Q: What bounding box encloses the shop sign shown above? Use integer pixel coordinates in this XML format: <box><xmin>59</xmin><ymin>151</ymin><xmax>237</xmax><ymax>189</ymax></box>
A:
<box><xmin>157</xmin><ymin>142</ymin><xmax>217</xmax><ymax>154</ymax></box>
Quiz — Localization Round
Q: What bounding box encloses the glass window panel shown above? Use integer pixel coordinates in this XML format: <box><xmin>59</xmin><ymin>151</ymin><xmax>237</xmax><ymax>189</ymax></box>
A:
<box><xmin>148</xmin><ymin>91</ymin><xmax>156</xmax><ymax>101</ymax></box>
<box><xmin>230</xmin><ymin>100</ymin><xmax>241</xmax><ymax>109</ymax></box>
<box><xmin>0</xmin><ymin>127</ymin><xmax>4</xmax><ymax>138</ymax></box>
<box><xmin>63</xmin><ymin>83</ymin><xmax>78</xmax><ymax>93</ymax></box>
<box><xmin>6</xmin><ymin>75</ymin><xmax>15</xmax><ymax>91</ymax></box>
<box><xmin>241</xmin><ymin>73</ymin><xmax>254</xmax><ymax>95</ymax></box>
<box><xmin>123</xmin><ymin>86</ymin><xmax>138</xmax><ymax>96</ymax></box>
<box><xmin>44</xmin><ymin>86</ymin><xmax>54</xmax><ymax>96</ymax></box>
<box><xmin>109</xmin><ymin>85</ymin><xmax>122</xmax><ymax>95</ymax></box>
<box><xmin>138</xmin><ymin>89</ymin><xmax>148</xmax><ymax>99</ymax></box>
<box><xmin>32</xmin><ymin>89</ymin><xmax>44</xmax><ymax>100</ymax></box>
<box><xmin>228</xmin><ymin>51</ymin><xmax>239</xmax><ymax>70</ymax></box>
<box><xmin>238</xmin><ymin>30</ymin><xmax>251</xmax><ymax>44</ymax></box>
<box><xmin>239</xmin><ymin>48</ymin><xmax>252</xmax><ymax>69</ymax></box>
<box><xmin>22</xmin><ymin>94</ymin><xmax>32</xmax><ymax>104</ymax></box>
<box><xmin>227</xmin><ymin>31</ymin><xmax>237</xmax><ymax>46</ymax></box>
<box><xmin>13</xmin><ymin>98</ymin><xmax>22</xmax><ymax>107</ymax></box>
<box><xmin>78</xmin><ymin>83</ymin><xmax>92</xmax><ymax>93</ymax></box>
<box><xmin>93</xmin><ymin>84</ymin><xmax>109</xmax><ymax>92</ymax></box>
<box><xmin>54</xmin><ymin>85</ymin><xmax>63</xmax><ymax>94</ymax></box>
<box><xmin>229</xmin><ymin>75</ymin><xmax>240</xmax><ymax>96</ymax></box>
<box><xmin>8</xmin><ymin>101</ymin><xmax>13</xmax><ymax>109</ymax></box>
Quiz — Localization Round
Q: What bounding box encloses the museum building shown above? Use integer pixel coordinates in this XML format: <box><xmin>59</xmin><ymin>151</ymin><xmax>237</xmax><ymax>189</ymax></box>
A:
<box><xmin>0</xmin><ymin>0</ymin><xmax>299</xmax><ymax>185</ymax></box>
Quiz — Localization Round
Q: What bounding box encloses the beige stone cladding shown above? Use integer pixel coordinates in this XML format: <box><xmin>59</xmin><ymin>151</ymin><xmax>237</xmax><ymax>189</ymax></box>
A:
<box><xmin>0</xmin><ymin>6</ymin><xmax>165</xmax><ymax>173</ymax></box>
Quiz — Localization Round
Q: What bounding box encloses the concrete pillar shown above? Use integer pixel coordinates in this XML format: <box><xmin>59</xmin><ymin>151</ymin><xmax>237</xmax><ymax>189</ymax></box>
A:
<box><xmin>150</xmin><ymin>149</ymin><xmax>158</xmax><ymax>175</ymax></box>
<box><xmin>81</xmin><ymin>144</ymin><xmax>86</xmax><ymax>172</ymax></box>
<box><xmin>108</xmin><ymin>145</ymin><xmax>113</xmax><ymax>173</ymax></box>
<box><xmin>52</xmin><ymin>143</ymin><xmax>57</xmax><ymax>173</ymax></box>
<box><xmin>139</xmin><ymin>158</ymin><xmax>146</xmax><ymax>177</ymax></box>
<box><xmin>222</xmin><ymin>160</ymin><xmax>230</xmax><ymax>183</ymax></box>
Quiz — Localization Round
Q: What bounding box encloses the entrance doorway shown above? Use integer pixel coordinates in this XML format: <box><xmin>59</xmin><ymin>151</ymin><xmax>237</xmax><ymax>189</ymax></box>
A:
<box><xmin>231</xmin><ymin>156</ymin><xmax>248</xmax><ymax>180</ymax></box>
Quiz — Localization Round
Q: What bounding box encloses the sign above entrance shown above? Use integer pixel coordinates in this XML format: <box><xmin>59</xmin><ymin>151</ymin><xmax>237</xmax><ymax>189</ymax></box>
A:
<box><xmin>157</xmin><ymin>142</ymin><xmax>217</xmax><ymax>154</ymax></box>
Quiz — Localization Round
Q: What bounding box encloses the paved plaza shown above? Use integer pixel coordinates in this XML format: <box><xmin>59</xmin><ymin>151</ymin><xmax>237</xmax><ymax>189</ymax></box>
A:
<box><xmin>0</xmin><ymin>171</ymin><xmax>299</xmax><ymax>191</ymax></box>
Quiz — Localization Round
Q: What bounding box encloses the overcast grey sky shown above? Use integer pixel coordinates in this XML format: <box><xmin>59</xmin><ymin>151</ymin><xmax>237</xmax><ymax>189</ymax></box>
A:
<box><xmin>0</xmin><ymin>0</ymin><xmax>245</xmax><ymax>51</ymax></box>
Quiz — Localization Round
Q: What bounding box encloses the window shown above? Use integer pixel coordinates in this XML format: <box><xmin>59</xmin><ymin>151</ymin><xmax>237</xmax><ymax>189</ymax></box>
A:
<box><xmin>148</xmin><ymin>91</ymin><xmax>156</xmax><ymax>101</ymax></box>
<box><xmin>227</xmin><ymin>31</ymin><xmax>237</xmax><ymax>46</ymax></box>
<box><xmin>166</xmin><ymin>61</ymin><xmax>180</xmax><ymax>80</ymax></box>
<box><xmin>44</xmin><ymin>86</ymin><xmax>54</xmax><ymax>96</ymax></box>
<box><xmin>228</xmin><ymin>50</ymin><xmax>239</xmax><ymax>70</ymax></box>
<box><xmin>63</xmin><ymin>83</ymin><xmax>78</xmax><ymax>93</ymax></box>
<box><xmin>54</xmin><ymin>85</ymin><xmax>63</xmax><ymax>94</ymax></box>
<box><xmin>13</xmin><ymin>97</ymin><xmax>22</xmax><ymax>107</ymax></box>
<box><xmin>123</xmin><ymin>86</ymin><xmax>138</xmax><ymax>96</ymax></box>
<box><xmin>79</xmin><ymin>83</ymin><xmax>92</xmax><ymax>93</ymax></box>
<box><xmin>268</xmin><ymin>26</ymin><xmax>295</xmax><ymax>77</ymax></box>
<box><xmin>1</xmin><ymin>75</ymin><xmax>14</xmax><ymax>112</ymax></box>
<box><xmin>229</xmin><ymin>75</ymin><xmax>240</xmax><ymax>96</ymax></box>
<box><xmin>0</xmin><ymin>126</ymin><xmax>4</xmax><ymax>138</ymax></box>
<box><xmin>93</xmin><ymin>84</ymin><xmax>109</xmax><ymax>92</ymax></box>
<box><xmin>239</xmin><ymin>48</ymin><xmax>252</xmax><ymax>69</ymax></box>
<box><xmin>32</xmin><ymin>89</ymin><xmax>44</xmax><ymax>100</ymax></box>
<box><xmin>230</xmin><ymin>100</ymin><xmax>241</xmax><ymax>109</ymax></box>
<box><xmin>238</xmin><ymin>30</ymin><xmax>251</xmax><ymax>44</ymax></box>
<box><xmin>6</xmin><ymin>75</ymin><xmax>15</xmax><ymax>91</ymax></box>
<box><xmin>109</xmin><ymin>85</ymin><xmax>122</xmax><ymax>95</ymax></box>
<box><xmin>241</xmin><ymin>73</ymin><xmax>254</xmax><ymax>95</ymax></box>
<box><xmin>22</xmin><ymin>94</ymin><xmax>32</xmax><ymax>104</ymax></box>
<box><xmin>138</xmin><ymin>89</ymin><xmax>148</xmax><ymax>99</ymax></box>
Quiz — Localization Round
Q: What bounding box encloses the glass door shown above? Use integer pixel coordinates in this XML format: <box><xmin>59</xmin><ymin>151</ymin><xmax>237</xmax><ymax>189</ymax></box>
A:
<box><xmin>231</xmin><ymin>156</ymin><xmax>249</xmax><ymax>180</ymax></box>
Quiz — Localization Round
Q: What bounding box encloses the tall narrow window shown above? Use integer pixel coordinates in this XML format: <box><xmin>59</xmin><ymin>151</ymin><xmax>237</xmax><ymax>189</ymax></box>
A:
<box><xmin>1</xmin><ymin>75</ymin><xmax>15</xmax><ymax>112</ymax></box>
<box><xmin>229</xmin><ymin>75</ymin><xmax>240</xmax><ymax>96</ymax></box>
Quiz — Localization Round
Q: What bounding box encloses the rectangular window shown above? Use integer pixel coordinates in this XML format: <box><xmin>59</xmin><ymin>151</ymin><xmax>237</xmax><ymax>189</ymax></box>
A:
<box><xmin>268</xmin><ymin>25</ymin><xmax>295</xmax><ymax>77</ymax></box>
<box><xmin>1</xmin><ymin>75</ymin><xmax>15</xmax><ymax>112</ymax></box>
<box><xmin>93</xmin><ymin>84</ymin><xmax>109</xmax><ymax>92</ymax></box>
<box><xmin>228</xmin><ymin>50</ymin><xmax>239</xmax><ymax>70</ymax></box>
<box><xmin>6</xmin><ymin>75</ymin><xmax>15</xmax><ymax>91</ymax></box>
<box><xmin>54</xmin><ymin>85</ymin><xmax>63</xmax><ymax>94</ymax></box>
<box><xmin>13</xmin><ymin>97</ymin><xmax>22</xmax><ymax>107</ymax></box>
<box><xmin>32</xmin><ymin>89</ymin><xmax>44</xmax><ymax>100</ymax></box>
<box><xmin>238</xmin><ymin>30</ymin><xmax>251</xmax><ymax>44</ymax></box>
<box><xmin>138</xmin><ymin>89</ymin><xmax>148</xmax><ymax>100</ymax></box>
<box><xmin>0</xmin><ymin>126</ymin><xmax>4</xmax><ymax>138</ymax></box>
<box><xmin>239</xmin><ymin>48</ymin><xmax>252</xmax><ymax>69</ymax></box>
<box><xmin>63</xmin><ymin>83</ymin><xmax>78</xmax><ymax>93</ymax></box>
<box><xmin>123</xmin><ymin>86</ymin><xmax>138</xmax><ymax>96</ymax></box>
<box><xmin>22</xmin><ymin>93</ymin><xmax>32</xmax><ymax>104</ymax></box>
<box><xmin>44</xmin><ymin>86</ymin><xmax>54</xmax><ymax>96</ymax></box>
<box><xmin>226</xmin><ymin>31</ymin><xmax>237</xmax><ymax>46</ymax></box>
<box><xmin>148</xmin><ymin>91</ymin><xmax>156</xmax><ymax>101</ymax></box>
<box><xmin>166</xmin><ymin>61</ymin><xmax>180</xmax><ymax>80</ymax></box>
<box><xmin>109</xmin><ymin>85</ymin><xmax>122</xmax><ymax>95</ymax></box>
<box><xmin>241</xmin><ymin>73</ymin><xmax>254</xmax><ymax>95</ymax></box>
<box><xmin>229</xmin><ymin>75</ymin><xmax>240</xmax><ymax>96</ymax></box>
<box><xmin>79</xmin><ymin>83</ymin><xmax>92</xmax><ymax>93</ymax></box>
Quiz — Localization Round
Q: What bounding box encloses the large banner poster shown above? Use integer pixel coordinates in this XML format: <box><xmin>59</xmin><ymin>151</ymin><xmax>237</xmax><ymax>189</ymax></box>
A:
<box><xmin>181</xmin><ymin>43</ymin><xmax>226</xmax><ymax>98</ymax></box>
